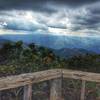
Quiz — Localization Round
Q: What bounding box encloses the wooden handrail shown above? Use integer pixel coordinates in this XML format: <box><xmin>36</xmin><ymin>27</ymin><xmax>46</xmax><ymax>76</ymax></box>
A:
<box><xmin>0</xmin><ymin>69</ymin><xmax>100</xmax><ymax>100</ymax></box>
<box><xmin>0</xmin><ymin>69</ymin><xmax>62</xmax><ymax>91</ymax></box>
<box><xmin>62</xmin><ymin>69</ymin><xmax>100</xmax><ymax>82</ymax></box>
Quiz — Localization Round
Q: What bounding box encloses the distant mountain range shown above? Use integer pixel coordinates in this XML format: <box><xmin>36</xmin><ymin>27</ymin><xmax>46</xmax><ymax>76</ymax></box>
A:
<box><xmin>0</xmin><ymin>34</ymin><xmax>100</xmax><ymax>55</ymax></box>
<box><xmin>53</xmin><ymin>48</ymin><xmax>95</xmax><ymax>58</ymax></box>
<box><xmin>0</xmin><ymin>38</ymin><xmax>10</xmax><ymax>48</ymax></box>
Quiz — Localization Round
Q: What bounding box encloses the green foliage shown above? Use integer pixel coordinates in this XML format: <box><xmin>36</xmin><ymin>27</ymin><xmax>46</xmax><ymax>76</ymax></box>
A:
<box><xmin>0</xmin><ymin>41</ymin><xmax>100</xmax><ymax>76</ymax></box>
<box><xmin>67</xmin><ymin>54</ymin><xmax>100</xmax><ymax>72</ymax></box>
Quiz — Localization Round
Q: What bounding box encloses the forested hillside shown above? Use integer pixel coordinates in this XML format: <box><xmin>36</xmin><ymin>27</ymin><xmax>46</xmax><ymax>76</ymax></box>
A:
<box><xmin>0</xmin><ymin>41</ymin><xmax>100</xmax><ymax>77</ymax></box>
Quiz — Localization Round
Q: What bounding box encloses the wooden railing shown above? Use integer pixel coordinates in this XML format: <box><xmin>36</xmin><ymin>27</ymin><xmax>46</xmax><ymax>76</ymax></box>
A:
<box><xmin>0</xmin><ymin>69</ymin><xmax>100</xmax><ymax>100</ymax></box>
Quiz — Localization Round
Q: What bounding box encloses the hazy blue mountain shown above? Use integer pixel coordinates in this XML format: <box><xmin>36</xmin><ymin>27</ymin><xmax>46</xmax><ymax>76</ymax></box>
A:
<box><xmin>0</xmin><ymin>34</ymin><xmax>100</xmax><ymax>53</ymax></box>
<box><xmin>0</xmin><ymin>38</ymin><xmax>10</xmax><ymax>48</ymax></box>
<box><xmin>53</xmin><ymin>48</ymin><xmax>95</xmax><ymax>58</ymax></box>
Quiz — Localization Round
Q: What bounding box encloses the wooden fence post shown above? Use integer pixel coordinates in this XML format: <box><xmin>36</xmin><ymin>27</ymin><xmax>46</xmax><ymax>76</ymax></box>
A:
<box><xmin>23</xmin><ymin>84</ymin><xmax>32</xmax><ymax>100</ymax></box>
<box><xmin>80</xmin><ymin>80</ymin><xmax>86</xmax><ymax>100</ymax></box>
<box><xmin>0</xmin><ymin>91</ymin><xmax>2</xmax><ymax>100</ymax></box>
<box><xmin>50</xmin><ymin>78</ymin><xmax>63</xmax><ymax>100</ymax></box>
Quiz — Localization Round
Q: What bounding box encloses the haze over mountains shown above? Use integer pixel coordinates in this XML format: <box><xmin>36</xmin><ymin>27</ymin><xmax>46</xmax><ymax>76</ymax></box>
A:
<box><xmin>0</xmin><ymin>34</ymin><xmax>100</xmax><ymax>54</ymax></box>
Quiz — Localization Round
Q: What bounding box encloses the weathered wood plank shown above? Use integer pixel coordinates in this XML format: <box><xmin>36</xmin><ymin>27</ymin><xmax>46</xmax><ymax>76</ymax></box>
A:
<box><xmin>50</xmin><ymin>78</ymin><xmax>63</xmax><ymax>100</ymax></box>
<box><xmin>23</xmin><ymin>84</ymin><xmax>32</xmax><ymax>100</ymax></box>
<box><xmin>80</xmin><ymin>80</ymin><xmax>86</xmax><ymax>100</ymax></box>
<box><xmin>0</xmin><ymin>69</ymin><xmax>100</xmax><ymax>92</ymax></box>
<box><xmin>62</xmin><ymin>69</ymin><xmax>100</xmax><ymax>83</ymax></box>
<box><xmin>0</xmin><ymin>69</ymin><xmax>62</xmax><ymax>91</ymax></box>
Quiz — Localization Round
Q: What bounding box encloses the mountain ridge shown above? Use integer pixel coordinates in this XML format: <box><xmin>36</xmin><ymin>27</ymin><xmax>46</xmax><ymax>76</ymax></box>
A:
<box><xmin>0</xmin><ymin>34</ymin><xmax>100</xmax><ymax>54</ymax></box>
<box><xmin>53</xmin><ymin>48</ymin><xmax>95</xmax><ymax>58</ymax></box>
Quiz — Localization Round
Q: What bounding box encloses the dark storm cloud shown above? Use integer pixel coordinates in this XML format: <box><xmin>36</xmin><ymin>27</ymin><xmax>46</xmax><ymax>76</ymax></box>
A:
<box><xmin>0</xmin><ymin>0</ymin><xmax>57</xmax><ymax>13</ymax></box>
<box><xmin>73</xmin><ymin>15</ymin><xmax>100</xmax><ymax>30</ymax></box>
<box><xmin>70</xmin><ymin>1</ymin><xmax>100</xmax><ymax>32</ymax></box>
<box><xmin>71</xmin><ymin>19</ymin><xmax>100</xmax><ymax>32</ymax></box>
<box><xmin>51</xmin><ymin>0</ymin><xmax>99</xmax><ymax>7</ymax></box>
<box><xmin>48</xmin><ymin>25</ymin><xmax>67</xmax><ymax>29</ymax></box>
<box><xmin>0</xmin><ymin>0</ymin><xmax>99</xmax><ymax>11</ymax></box>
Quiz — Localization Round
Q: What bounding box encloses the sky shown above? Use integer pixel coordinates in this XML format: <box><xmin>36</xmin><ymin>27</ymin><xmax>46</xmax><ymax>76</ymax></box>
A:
<box><xmin>0</xmin><ymin>0</ymin><xmax>100</xmax><ymax>37</ymax></box>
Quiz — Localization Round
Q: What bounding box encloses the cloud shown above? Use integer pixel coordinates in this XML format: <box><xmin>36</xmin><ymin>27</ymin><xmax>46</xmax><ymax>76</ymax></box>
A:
<box><xmin>0</xmin><ymin>11</ymin><xmax>48</xmax><ymax>32</ymax></box>
<box><xmin>0</xmin><ymin>0</ymin><xmax>99</xmax><ymax>12</ymax></box>
<box><xmin>0</xmin><ymin>0</ymin><xmax>57</xmax><ymax>14</ymax></box>
<box><xmin>70</xmin><ymin>2</ymin><xmax>100</xmax><ymax>34</ymax></box>
<box><xmin>0</xmin><ymin>0</ymin><xmax>100</xmax><ymax>37</ymax></box>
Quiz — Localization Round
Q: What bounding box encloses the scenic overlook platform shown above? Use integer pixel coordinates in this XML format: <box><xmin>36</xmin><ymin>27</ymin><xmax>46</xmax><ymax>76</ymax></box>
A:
<box><xmin>0</xmin><ymin>69</ymin><xmax>100</xmax><ymax>100</ymax></box>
